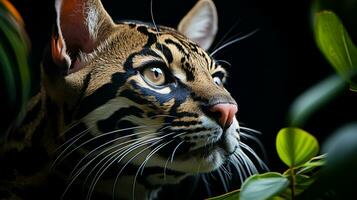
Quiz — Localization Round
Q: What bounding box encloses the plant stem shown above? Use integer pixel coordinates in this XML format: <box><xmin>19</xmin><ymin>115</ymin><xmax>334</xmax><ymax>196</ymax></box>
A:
<box><xmin>290</xmin><ymin>167</ymin><xmax>296</xmax><ymax>200</ymax></box>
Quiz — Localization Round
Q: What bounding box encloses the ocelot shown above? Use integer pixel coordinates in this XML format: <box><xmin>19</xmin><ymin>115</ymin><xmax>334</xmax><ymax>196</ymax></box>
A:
<box><xmin>0</xmin><ymin>0</ymin><xmax>264</xmax><ymax>199</ymax></box>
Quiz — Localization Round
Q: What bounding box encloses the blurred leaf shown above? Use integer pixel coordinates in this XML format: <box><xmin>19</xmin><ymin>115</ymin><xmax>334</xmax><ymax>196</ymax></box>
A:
<box><xmin>298</xmin><ymin>123</ymin><xmax>357</xmax><ymax>199</ymax></box>
<box><xmin>288</xmin><ymin>75</ymin><xmax>346</xmax><ymax>126</ymax></box>
<box><xmin>276</xmin><ymin>128</ymin><xmax>319</xmax><ymax>167</ymax></box>
<box><xmin>296</xmin><ymin>154</ymin><xmax>326</xmax><ymax>175</ymax></box>
<box><xmin>207</xmin><ymin>189</ymin><xmax>240</xmax><ymax>200</ymax></box>
<box><xmin>295</xmin><ymin>174</ymin><xmax>315</xmax><ymax>195</ymax></box>
<box><xmin>315</xmin><ymin>10</ymin><xmax>357</xmax><ymax>91</ymax></box>
<box><xmin>240</xmin><ymin>172</ymin><xmax>289</xmax><ymax>200</ymax></box>
<box><xmin>0</xmin><ymin>0</ymin><xmax>31</xmax><ymax>130</ymax></box>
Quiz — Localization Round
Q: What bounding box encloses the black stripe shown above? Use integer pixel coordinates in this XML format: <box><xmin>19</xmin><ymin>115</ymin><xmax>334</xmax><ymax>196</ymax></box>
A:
<box><xmin>165</xmin><ymin>39</ymin><xmax>187</xmax><ymax>55</ymax></box>
<box><xmin>75</xmin><ymin>72</ymin><xmax>130</xmax><ymax>119</ymax></box>
<box><xmin>175</xmin><ymin>112</ymin><xmax>199</xmax><ymax>118</ymax></box>
<box><xmin>120</xmin><ymin>89</ymin><xmax>155</xmax><ymax>107</ymax></box>
<box><xmin>97</xmin><ymin>106</ymin><xmax>144</xmax><ymax>133</ymax></box>
<box><xmin>171</xmin><ymin>120</ymin><xmax>201</xmax><ymax>127</ymax></box>
<box><xmin>156</xmin><ymin>43</ymin><xmax>173</xmax><ymax>64</ymax></box>
<box><xmin>137</xmin><ymin>26</ymin><xmax>157</xmax><ymax>47</ymax></box>
<box><xmin>183</xmin><ymin>62</ymin><xmax>195</xmax><ymax>81</ymax></box>
<box><xmin>21</xmin><ymin>98</ymin><xmax>42</xmax><ymax>125</ymax></box>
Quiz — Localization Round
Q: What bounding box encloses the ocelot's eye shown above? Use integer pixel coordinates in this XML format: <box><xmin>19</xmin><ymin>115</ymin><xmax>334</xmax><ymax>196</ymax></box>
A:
<box><xmin>213</xmin><ymin>76</ymin><xmax>223</xmax><ymax>86</ymax></box>
<box><xmin>142</xmin><ymin>67</ymin><xmax>166</xmax><ymax>86</ymax></box>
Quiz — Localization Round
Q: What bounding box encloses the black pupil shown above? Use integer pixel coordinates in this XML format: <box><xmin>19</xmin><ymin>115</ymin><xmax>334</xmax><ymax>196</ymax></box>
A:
<box><xmin>153</xmin><ymin>68</ymin><xmax>160</xmax><ymax>78</ymax></box>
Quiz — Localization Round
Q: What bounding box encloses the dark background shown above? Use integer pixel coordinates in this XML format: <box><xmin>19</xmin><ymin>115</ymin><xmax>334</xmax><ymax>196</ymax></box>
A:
<box><xmin>7</xmin><ymin>0</ymin><xmax>357</xmax><ymax>198</ymax></box>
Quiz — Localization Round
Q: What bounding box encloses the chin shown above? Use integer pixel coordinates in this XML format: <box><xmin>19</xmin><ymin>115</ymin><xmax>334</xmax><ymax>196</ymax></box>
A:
<box><xmin>166</xmin><ymin>147</ymin><xmax>228</xmax><ymax>173</ymax></box>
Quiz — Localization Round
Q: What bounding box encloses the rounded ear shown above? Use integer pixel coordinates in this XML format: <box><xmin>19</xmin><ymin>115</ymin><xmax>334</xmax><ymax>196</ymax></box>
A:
<box><xmin>178</xmin><ymin>0</ymin><xmax>218</xmax><ymax>51</ymax></box>
<box><xmin>50</xmin><ymin>0</ymin><xmax>114</xmax><ymax>75</ymax></box>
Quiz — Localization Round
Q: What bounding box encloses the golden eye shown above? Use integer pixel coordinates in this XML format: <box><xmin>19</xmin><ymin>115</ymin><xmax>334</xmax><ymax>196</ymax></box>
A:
<box><xmin>142</xmin><ymin>67</ymin><xmax>166</xmax><ymax>86</ymax></box>
<box><xmin>213</xmin><ymin>76</ymin><xmax>223</xmax><ymax>86</ymax></box>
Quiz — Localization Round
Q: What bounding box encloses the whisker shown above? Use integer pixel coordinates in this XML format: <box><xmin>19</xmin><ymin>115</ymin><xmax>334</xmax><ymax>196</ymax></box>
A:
<box><xmin>217</xmin><ymin>168</ymin><xmax>229</xmax><ymax>192</ymax></box>
<box><xmin>229</xmin><ymin>155</ymin><xmax>244</xmax><ymax>183</ymax></box>
<box><xmin>132</xmin><ymin>140</ymin><xmax>175</xmax><ymax>200</ymax></box>
<box><xmin>113</xmin><ymin>132</ymin><xmax>177</xmax><ymax>199</ymax></box>
<box><xmin>215</xmin><ymin>59</ymin><xmax>232</xmax><ymax>67</ymax></box>
<box><xmin>86</xmin><ymin>138</ymin><xmax>160</xmax><ymax>200</ymax></box>
<box><xmin>239</xmin><ymin>142</ymin><xmax>269</xmax><ymax>171</ymax></box>
<box><xmin>112</xmin><ymin>139</ymin><xmax>163</xmax><ymax>200</ymax></box>
<box><xmin>211</xmin><ymin>19</ymin><xmax>241</xmax><ymax>53</ymax></box>
<box><xmin>69</xmin><ymin>130</ymin><xmax>157</xmax><ymax>178</ymax></box>
<box><xmin>170</xmin><ymin>140</ymin><xmax>185</xmax><ymax>163</ymax></box>
<box><xmin>240</xmin><ymin>131</ymin><xmax>267</xmax><ymax>161</ymax></box>
<box><xmin>53</xmin><ymin>124</ymin><xmax>165</xmax><ymax>169</ymax></box>
<box><xmin>52</xmin><ymin>126</ymin><xmax>93</xmax><ymax>169</ymax></box>
<box><xmin>62</xmin><ymin>136</ymin><xmax>156</xmax><ymax>200</ymax></box>
<box><xmin>239</xmin><ymin>126</ymin><xmax>262</xmax><ymax>135</ymax></box>
<box><xmin>210</xmin><ymin>29</ymin><xmax>259</xmax><ymax>57</ymax></box>
<box><xmin>201</xmin><ymin>174</ymin><xmax>212</xmax><ymax>197</ymax></box>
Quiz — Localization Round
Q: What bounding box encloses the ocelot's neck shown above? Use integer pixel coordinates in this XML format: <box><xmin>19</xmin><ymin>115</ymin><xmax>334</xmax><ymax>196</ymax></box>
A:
<box><xmin>3</xmin><ymin>86</ymin><xmax>64</xmax><ymax>154</ymax></box>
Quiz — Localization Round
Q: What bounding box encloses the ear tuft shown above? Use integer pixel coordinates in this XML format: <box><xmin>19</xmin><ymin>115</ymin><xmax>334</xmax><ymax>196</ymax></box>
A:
<box><xmin>178</xmin><ymin>0</ymin><xmax>218</xmax><ymax>50</ymax></box>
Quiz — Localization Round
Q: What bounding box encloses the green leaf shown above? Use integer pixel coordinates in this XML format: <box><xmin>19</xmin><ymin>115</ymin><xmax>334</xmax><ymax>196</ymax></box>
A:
<box><xmin>296</xmin><ymin>154</ymin><xmax>326</xmax><ymax>175</ymax></box>
<box><xmin>315</xmin><ymin>11</ymin><xmax>357</xmax><ymax>91</ymax></box>
<box><xmin>240</xmin><ymin>172</ymin><xmax>289</xmax><ymax>200</ymax></box>
<box><xmin>0</xmin><ymin>0</ymin><xmax>31</xmax><ymax>131</ymax></box>
<box><xmin>288</xmin><ymin>75</ymin><xmax>346</xmax><ymax>126</ymax></box>
<box><xmin>276</xmin><ymin>128</ymin><xmax>319</xmax><ymax>167</ymax></box>
<box><xmin>298</xmin><ymin>123</ymin><xmax>357</xmax><ymax>199</ymax></box>
<box><xmin>207</xmin><ymin>189</ymin><xmax>240</xmax><ymax>200</ymax></box>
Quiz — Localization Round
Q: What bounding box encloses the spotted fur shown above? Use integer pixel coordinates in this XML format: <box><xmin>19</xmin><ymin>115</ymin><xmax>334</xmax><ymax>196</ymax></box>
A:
<box><xmin>0</xmin><ymin>0</ymin><xmax>265</xmax><ymax>199</ymax></box>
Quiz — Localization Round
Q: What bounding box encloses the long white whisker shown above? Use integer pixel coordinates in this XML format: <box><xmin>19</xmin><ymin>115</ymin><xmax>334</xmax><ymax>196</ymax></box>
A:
<box><xmin>217</xmin><ymin>168</ymin><xmax>228</xmax><ymax>192</ymax></box>
<box><xmin>54</xmin><ymin>124</ymin><xmax>165</xmax><ymax>169</ymax></box>
<box><xmin>113</xmin><ymin>132</ymin><xmax>177</xmax><ymax>200</ymax></box>
<box><xmin>240</xmin><ymin>142</ymin><xmax>269</xmax><ymax>171</ymax></box>
<box><xmin>61</xmin><ymin>136</ymin><xmax>156</xmax><ymax>200</ymax></box>
<box><xmin>229</xmin><ymin>155</ymin><xmax>244</xmax><ymax>183</ymax></box>
<box><xmin>132</xmin><ymin>140</ymin><xmax>174</xmax><ymax>200</ymax></box>
<box><xmin>239</xmin><ymin>126</ymin><xmax>262</xmax><ymax>135</ymax></box>
<box><xmin>86</xmin><ymin>137</ymin><xmax>163</xmax><ymax>200</ymax></box>
<box><xmin>69</xmin><ymin>130</ymin><xmax>158</xmax><ymax>178</ymax></box>
<box><xmin>201</xmin><ymin>174</ymin><xmax>212</xmax><ymax>197</ymax></box>
<box><xmin>52</xmin><ymin>126</ymin><xmax>93</xmax><ymax>169</ymax></box>
<box><xmin>211</xmin><ymin>19</ymin><xmax>241</xmax><ymax>53</ymax></box>
<box><xmin>170</xmin><ymin>140</ymin><xmax>185</xmax><ymax>163</ymax></box>
<box><xmin>112</xmin><ymin>139</ymin><xmax>163</xmax><ymax>200</ymax></box>
<box><xmin>210</xmin><ymin>29</ymin><xmax>259</xmax><ymax>57</ymax></box>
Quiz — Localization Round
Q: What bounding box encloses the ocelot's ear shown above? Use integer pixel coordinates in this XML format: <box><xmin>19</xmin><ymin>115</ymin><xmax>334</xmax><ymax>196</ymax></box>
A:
<box><xmin>51</xmin><ymin>0</ymin><xmax>114</xmax><ymax>75</ymax></box>
<box><xmin>178</xmin><ymin>0</ymin><xmax>218</xmax><ymax>50</ymax></box>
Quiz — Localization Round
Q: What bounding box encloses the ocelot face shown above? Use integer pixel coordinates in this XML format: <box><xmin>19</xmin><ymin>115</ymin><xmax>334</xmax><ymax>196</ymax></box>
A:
<box><xmin>47</xmin><ymin>0</ymin><xmax>241</xmax><ymax>178</ymax></box>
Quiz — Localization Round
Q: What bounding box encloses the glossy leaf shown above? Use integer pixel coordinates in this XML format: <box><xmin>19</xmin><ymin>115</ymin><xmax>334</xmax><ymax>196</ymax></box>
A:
<box><xmin>276</xmin><ymin>128</ymin><xmax>319</xmax><ymax>167</ymax></box>
<box><xmin>315</xmin><ymin>11</ymin><xmax>357</xmax><ymax>91</ymax></box>
<box><xmin>289</xmin><ymin>75</ymin><xmax>346</xmax><ymax>126</ymax></box>
<box><xmin>296</xmin><ymin>154</ymin><xmax>326</xmax><ymax>175</ymax></box>
<box><xmin>240</xmin><ymin>172</ymin><xmax>289</xmax><ymax>200</ymax></box>
<box><xmin>298</xmin><ymin>123</ymin><xmax>357</xmax><ymax>199</ymax></box>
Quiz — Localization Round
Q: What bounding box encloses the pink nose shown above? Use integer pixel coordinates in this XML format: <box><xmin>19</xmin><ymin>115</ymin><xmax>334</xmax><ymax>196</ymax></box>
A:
<box><xmin>209</xmin><ymin>103</ymin><xmax>238</xmax><ymax>128</ymax></box>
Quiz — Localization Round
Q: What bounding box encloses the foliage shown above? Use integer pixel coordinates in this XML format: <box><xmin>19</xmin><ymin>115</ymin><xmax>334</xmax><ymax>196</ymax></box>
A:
<box><xmin>210</xmin><ymin>4</ymin><xmax>357</xmax><ymax>200</ymax></box>
<box><xmin>315</xmin><ymin>11</ymin><xmax>357</xmax><ymax>91</ymax></box>
<box><xmin>0</xmin><ymin>0</ymin><xmax>31</xmax><ymax>131</ymax></box>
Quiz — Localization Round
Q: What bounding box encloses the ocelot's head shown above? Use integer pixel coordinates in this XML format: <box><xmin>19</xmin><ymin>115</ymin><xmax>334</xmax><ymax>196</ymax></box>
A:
<box><xmin>46</xmin><ymin>0</ymin><xmax>241</xmax><ymax>174</ymax></box>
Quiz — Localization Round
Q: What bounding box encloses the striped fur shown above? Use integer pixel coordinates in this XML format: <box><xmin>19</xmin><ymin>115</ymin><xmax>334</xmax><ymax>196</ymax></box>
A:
<box><xmin>0</xmin><ymin>0</ymin><xmax>264</xmax><ymax>199</ymax></box>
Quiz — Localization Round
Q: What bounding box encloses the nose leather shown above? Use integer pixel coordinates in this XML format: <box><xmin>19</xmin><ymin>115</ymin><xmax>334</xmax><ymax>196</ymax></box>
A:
<box><xmin>209</xmin><ymin>103</ymin><xmax>238</xmax><ymax>128</ymax></box>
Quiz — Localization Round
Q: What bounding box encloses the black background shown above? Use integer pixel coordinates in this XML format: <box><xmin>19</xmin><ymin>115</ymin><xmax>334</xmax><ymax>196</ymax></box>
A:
<box><xmin>7</xmin><ymin>0</ymin><xmax>357</xmax><ymax>198</ymax></box>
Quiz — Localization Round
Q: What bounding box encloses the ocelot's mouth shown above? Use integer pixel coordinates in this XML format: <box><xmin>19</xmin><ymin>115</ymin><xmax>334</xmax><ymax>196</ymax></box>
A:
<box><xmin>189</xmin><ymin>134</ymin><xmax>232</xmax><ymax>157</ymax></box>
